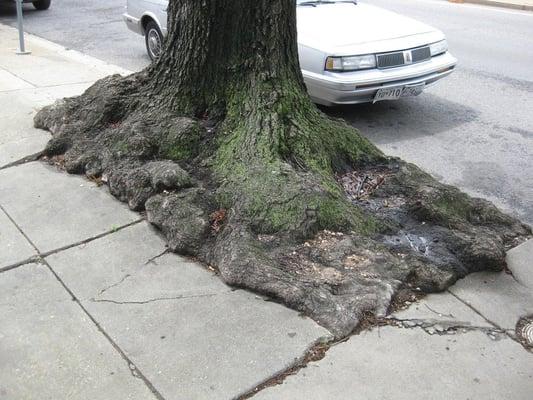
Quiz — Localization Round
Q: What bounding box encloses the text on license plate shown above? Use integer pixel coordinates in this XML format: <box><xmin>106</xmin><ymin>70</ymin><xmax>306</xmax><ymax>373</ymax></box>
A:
<box><xmin>373</xmin><ymin>84</ymin><xmax>425</xmax><ymax>103</ymax></box>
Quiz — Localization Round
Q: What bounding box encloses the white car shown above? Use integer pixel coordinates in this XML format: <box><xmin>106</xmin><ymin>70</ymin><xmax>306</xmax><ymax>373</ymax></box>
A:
<box><xmin>123</xmin><ymin>0</ymin><xmax>457</xmax><ymax>105</ymax></box>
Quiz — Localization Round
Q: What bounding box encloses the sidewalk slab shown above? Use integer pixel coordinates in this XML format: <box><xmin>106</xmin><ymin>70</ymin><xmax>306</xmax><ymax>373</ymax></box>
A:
<box><xmin>254</xmin><ymin>326</ymin><xmax>533</xmax><ymax>400</ymax></box>
<box><xmin>0</xmin><ymin>263</ymin><xmax>157</xmax><ymax>400</ymax></box>
<box><xmin>449</xmin><ymin>272</ymin><xmax>533</xmax><ymax>330</ymax></box>
<box><xmin>46</xmin><ymin>222</ymin><xmax>331</xmax><ymax>400</ymax></box>
<box><xmin>0</xmin><ymin>162</ymin><xmax>139</xmax><ymax>253</ymax></box>
<box><xmin>506</xmin><ymin>239</ymin><xmax>533</xmax><ymax>289</ymax></box>
<box><xmin>0</xmin><ymin>208</ymin><xmax>35</xmax><ymax>269</ymax></box>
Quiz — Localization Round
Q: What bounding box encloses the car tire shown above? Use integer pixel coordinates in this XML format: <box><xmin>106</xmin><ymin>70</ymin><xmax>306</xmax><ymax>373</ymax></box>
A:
<box><xmin>145</xmin><ymin>20</ymin><xmax>164</xmax><ymax>61</ymax></box>
<box><xmin>32</xmin><ymin>0</ymin><xmax>51</xmax><ymax>10</ymax></box>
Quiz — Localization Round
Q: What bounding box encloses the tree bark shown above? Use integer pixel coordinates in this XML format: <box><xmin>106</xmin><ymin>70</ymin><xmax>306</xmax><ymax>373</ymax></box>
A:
<box><xmin>34</xmin><ymin>0</ymin><xmax>531</xmax><ymax>338</ymax></box>
<box><xmin>149</xmin><ymin>0</ymin><xmax>306</xmax><ymax>116</ymax></box>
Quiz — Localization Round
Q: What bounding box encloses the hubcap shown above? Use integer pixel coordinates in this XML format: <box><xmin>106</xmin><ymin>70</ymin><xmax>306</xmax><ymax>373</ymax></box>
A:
<box><xmin>516</xmin><ymin>315</ymin><xmax>533</xmax><ymax>348</ymax></box>
<box><xmin>147</xmin><ymin>29</ymin><xmax>162</xmax><ymax>59</ymax></box>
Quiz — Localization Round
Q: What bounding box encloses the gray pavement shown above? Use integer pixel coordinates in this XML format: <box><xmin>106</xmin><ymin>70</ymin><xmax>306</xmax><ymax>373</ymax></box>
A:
<box><xmin>0</xmin><ymin>5</ymin><xmax>532</xmax><ymax>400</ymax></box>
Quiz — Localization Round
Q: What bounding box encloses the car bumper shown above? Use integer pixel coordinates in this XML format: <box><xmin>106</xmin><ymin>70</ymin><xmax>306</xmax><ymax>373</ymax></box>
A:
<box><xmin>303</xmin><ymin>52</ymin><xmax>457</xmax><ymax>106</ymax></box>
<box><xmin>123</xmin><ymin>13</ymin><xmax>143</xmax><ymax>35</ymax></box>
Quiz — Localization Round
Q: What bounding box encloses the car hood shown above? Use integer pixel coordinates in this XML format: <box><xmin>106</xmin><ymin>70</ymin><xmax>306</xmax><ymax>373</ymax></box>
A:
<box><xmin>297</xmin><ymin>2</ymin><xmax>443</xmax><ymax>54</ymax></box>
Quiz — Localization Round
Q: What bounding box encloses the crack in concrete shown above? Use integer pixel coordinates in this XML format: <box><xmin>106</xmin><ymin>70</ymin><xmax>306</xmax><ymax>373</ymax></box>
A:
<box><xmin>424</xmin><ymin>303</ymin><xmax>455</xmax><ymax>319</ymax></box>
<box><xmin>385</xmin><ymin>316</ymin><xmax>508</xmax><ymax>340</ymax></box>
<box><xmin>94</xmin><ymin>249</ymin><xmax>170</xmax><ymax>297</ymax></box>
<box><xmin>97</xmin><ymin>274</ymin><xmax>132</xmax><ymax>296</ymax></box>
<box><xmin>91</xmin><ymin>292</ymin><xmax>220</xmax><ymax>305</ymax></box>
<box><xmin>144</xmin><ymin>249</ymin><xmax>170</xmax><ymax>265</ymax></box>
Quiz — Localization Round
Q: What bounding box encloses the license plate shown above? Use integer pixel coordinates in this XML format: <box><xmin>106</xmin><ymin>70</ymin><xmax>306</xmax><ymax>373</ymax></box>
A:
<box><xmin>373</xmin><ymin>84</ymin><xmax>425</xmax><ymax>103</ymax></box>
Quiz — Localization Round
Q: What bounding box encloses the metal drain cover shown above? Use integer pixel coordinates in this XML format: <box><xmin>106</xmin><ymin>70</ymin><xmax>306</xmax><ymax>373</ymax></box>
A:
<box><xmin>516</xmin><ymin>316</ymin><xmax>533</xmax><ymax>348</ymax></box>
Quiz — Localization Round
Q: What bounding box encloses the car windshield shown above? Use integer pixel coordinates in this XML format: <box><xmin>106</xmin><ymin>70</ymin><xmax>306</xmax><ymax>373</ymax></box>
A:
<box><xmin>296</xmin><ymin>0</ymin><xmax>357</xmax><ymax>5</ymax></box>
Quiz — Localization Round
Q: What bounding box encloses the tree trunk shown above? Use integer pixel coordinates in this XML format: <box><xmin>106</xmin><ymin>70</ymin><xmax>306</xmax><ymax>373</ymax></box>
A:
<box><xmin>34</xmin><ymin>0</ymin><xmax>530</xmax><ymax>338</ymax></box>
<box><xmin>150</xmin><ymin>0</ymin><xmax>306</xmax><ymax>116</ymax></box>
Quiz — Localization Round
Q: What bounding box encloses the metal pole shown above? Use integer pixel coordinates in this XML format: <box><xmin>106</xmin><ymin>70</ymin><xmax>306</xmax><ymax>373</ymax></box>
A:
<box><xmin>15</xmin><ymin>0</ymin><xmax>31</xmax><ymax>55</ymax></box>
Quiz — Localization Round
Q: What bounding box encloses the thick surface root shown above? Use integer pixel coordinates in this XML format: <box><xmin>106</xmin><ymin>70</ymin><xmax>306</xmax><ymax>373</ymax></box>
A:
<box><xmin>35</xmin><ymin>76</ymin><xmax>531</xmax><ymax>338</ymax></box>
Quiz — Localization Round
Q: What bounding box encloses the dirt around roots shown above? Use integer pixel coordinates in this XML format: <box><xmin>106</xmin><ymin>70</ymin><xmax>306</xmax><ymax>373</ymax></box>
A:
<box><xmin>34</xmin><ymin>77</ymin><xmax>531</xmax><ymax>338</ymax></box>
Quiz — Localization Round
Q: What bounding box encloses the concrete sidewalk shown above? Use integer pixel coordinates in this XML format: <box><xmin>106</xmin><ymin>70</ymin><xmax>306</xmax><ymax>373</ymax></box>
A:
<box><xmin>1</xmin><ymin>24</ymin><xmax>532</xmax><ymax>399</ymax></box>
<box><xmin>450</xmin><ymin>0</ymin><xmax>533</xmax><ymax>11</ymax></box>
<box><xmin>0</xmin><ymin>25</ymin><xmax>330</xmax><ymax>400</ymax></box>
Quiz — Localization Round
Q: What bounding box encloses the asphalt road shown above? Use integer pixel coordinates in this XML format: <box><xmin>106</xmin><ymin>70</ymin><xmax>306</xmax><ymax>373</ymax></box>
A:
<box><xmin>1</xmin><ymin>0</ymin><xmax>532</xmax><ymax>225</ymax></box>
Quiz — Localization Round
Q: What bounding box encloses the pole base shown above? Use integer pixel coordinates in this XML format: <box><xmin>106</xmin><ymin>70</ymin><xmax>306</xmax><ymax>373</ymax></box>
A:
<box><xmin>15</xmin><ymin>50</ymin><xmax>31</xmax><ymax>55</ymax></box>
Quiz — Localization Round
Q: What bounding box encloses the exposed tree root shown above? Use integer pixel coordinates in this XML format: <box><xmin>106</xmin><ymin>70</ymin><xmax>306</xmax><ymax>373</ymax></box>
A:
<box><xmin>35</xmin><ymin>73</ymin><xmax>531</xmax><ymax>339</ymax></box>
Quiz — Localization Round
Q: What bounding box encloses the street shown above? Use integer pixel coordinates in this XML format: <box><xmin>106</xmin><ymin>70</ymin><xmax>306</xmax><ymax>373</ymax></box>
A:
<box><xmin>1</xmin><ymin>0</ymin><xmax>532</xmax><ymax>225</ymax></box>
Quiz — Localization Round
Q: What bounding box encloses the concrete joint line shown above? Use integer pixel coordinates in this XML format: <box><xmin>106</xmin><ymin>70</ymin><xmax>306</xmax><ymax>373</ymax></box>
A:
<box><xmin>0</xmin><ymin>255</ymin><xmax>41</xmax><ymax>273</ymax></box>
<box><xmin>0</xmin><ymin>203</ymin><xmax>40</xmax><ymax>253</ymax></box>
<box><xmin>39</xmin><ymin>218</ymin><xmax>145</xmax><ymax>258</ymax></box>
<box><xmin>0</xmin><ymin>206</ymin><xmax>144</xmax><ymax>274</ymax></box>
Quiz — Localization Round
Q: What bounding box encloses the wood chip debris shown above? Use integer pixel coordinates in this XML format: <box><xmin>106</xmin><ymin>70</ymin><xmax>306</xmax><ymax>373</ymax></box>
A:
<box><xmin>337</xmin><ymin>169</ymin><xmax>389</xmax><ymax>201</ymax></box>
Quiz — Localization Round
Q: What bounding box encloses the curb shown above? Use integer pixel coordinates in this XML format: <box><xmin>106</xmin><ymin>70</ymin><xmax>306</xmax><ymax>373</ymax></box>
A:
<box><xmin>449</xmin><ymin>0</ymin><xmax>533</xmax><ymax>11</ymax></box>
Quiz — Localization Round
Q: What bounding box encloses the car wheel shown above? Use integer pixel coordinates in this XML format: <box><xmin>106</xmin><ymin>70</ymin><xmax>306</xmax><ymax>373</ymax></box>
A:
<box><xmin>145</xmin><ymin>20</ymin><xmax>164</xmax><ymax>61</ymax></box>
<box><xmin>32</xmin><ymin>0</ymin><xmax>51</xmax><ymax>10</ymax></box>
